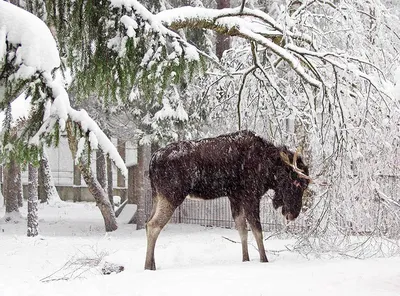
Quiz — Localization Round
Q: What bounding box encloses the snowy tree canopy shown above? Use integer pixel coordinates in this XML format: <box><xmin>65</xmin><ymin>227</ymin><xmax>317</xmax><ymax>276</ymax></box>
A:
<box><xmin>44</xmin><ymin>0</ymin><xmax>400</xmax><ymax>142</ymax></box>
<box><xmin>47</xmin><ymin>0</ymin><xmax>398</xmax><ymax>99</ymax></box>
<box><xmin>0</xmin><ymin>1</ymin><xmax>127</xmax><ymax>177</ymax></box>
<box><xmin>45</xmin><ymin>0</ymin><xmax>201</xmax><ymax>102</ymax></box>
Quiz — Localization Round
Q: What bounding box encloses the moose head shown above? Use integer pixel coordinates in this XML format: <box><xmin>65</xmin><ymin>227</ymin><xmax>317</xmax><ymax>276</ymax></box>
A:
<box><xmin>272</xmin><ymin>148</ymin><xmax>311</xmax><ymax>221</ymax></box>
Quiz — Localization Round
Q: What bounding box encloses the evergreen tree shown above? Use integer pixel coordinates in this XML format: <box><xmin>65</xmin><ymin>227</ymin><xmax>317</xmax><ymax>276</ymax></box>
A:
<box><xmin>0</xmin><ymin>2</ymin><xmax>126</xmax><ymax>231</ymax></box>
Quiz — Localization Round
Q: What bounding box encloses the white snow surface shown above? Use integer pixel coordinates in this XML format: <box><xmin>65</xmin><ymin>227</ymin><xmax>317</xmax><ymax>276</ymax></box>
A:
<box><xmin>1</xmin><ymin>202</ymin><xmax>400</xmax><ymax>296</ymax></box>
<box><xmin>0</xmin><ymin>2</ymin><xmax>60</xmax><ymax>77</ymax></box>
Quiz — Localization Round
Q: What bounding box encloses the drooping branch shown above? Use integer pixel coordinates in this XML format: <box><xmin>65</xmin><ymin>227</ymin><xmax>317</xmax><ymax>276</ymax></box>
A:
<box><xmin>156</xmin><ymin>6</ymin><xmax>321</xmax><ymax>88</ymax></box>
<box><xmin>153</xmin><ymin>3</ymin><xmax>398</xmax><ymax>101</ymax></box>
<box><xmin>286</xmin><ymin>44</ymin><xmax>392</xmax><ymax>100</ymax></box>
<box><xmin>157</xmin><ymin>6</ymin><xmax>313</xmax><ymax>44</ymax></box>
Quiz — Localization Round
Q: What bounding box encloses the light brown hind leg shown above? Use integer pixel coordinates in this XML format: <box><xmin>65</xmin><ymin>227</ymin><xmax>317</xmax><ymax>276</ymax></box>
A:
<box><xmin>229</xmin><ymin>198</ymin><xmax>249</xmax><ymax>262</ymax></box>
<box><xmin>244</xmin><ymin>199</ymin><xmax>268</xmax><ymax>263</ymax></box>
<box><xmin>145</xmin><ymin>194</ymin><xmax>176</xmax><ymax>270</ymax></box>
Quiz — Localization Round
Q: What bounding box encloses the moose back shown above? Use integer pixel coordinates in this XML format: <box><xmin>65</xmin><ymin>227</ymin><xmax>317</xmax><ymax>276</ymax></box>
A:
<box><xmin>145</xmin><ymin>130</ymin><xmax>310</xmax><ymax>270</ymax></box>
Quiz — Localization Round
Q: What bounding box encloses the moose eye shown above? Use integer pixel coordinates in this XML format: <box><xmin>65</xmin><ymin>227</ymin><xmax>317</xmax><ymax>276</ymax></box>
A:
<box><xmin>290</xmin><ymin>171</ymin><xmax>298</xmax><ymax>179</ymax></box>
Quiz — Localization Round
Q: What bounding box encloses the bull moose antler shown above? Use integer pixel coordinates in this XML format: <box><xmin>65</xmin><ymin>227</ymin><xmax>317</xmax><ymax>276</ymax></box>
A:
<box><xmin>280</xmin><ymin>149</ymin><xmax>312</xmax><ymax>181</ymax></box>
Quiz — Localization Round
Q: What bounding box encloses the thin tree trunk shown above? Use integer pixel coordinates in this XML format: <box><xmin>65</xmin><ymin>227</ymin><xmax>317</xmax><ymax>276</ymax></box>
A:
<box><xmin>96</xmin><ymin>149</ymin><xmax>107</xmax><ymax>190</ymax></box>
<box><xmin>127</xmin><ymin>165</ymin><xmax>136</xmax><ymax>204</ymax></box>
<box><xmin>73</xmin><ymin>162</ymin><xmax>82</xmax><ymax>202</ymax></box>
<box><xmin>216</xmin><ymin>0</ymin><xmax>231</xmax><ymax>59</ymax></box>
<box><xmin>132</xmin><ymin>165</ymin><xmax>140</xmax><ymax>204</ymax></box>
<box><xmin>135</xmin><ymin>143</ymin><xmax>151</xmax><ymax>230</ymax></box>
<box><xmin>17</xmin><ymin>166</ymin><xmax>23</xmax><ymax>208</ymax></box>
<box><xmin>128</xmin><ymin>164</ymin><xmax>140</xmax><ymax>224</ymax></box>
<box><xmin>40</xmin><ymin>148</ymin><xmax>61</xmax><ymax>204</ymax></box>
<box><xmin>117</xmin><ymin>139</ymin><xmax>126</xmax><ymax>203</ymax></box>
<box><xmin>4</xmin><ymin>157</ymin><xmax>20</xmax><ymax>213</ymax></box>
<box><xmin>27</xmin><ymin>163</ymin><xmax>39</xmax><ymax>237</ymax></box>
<box><xmin>107</xmin><ymin>155</ymin><xmax>114</xmax><ymax>209</ymax></box>
<box><xmin>66</xmin><ymin>120</ymin><xmax>118</xmax><ymax>232</ymax></box>
<box><xmin>0</xmin><ymin>165</ymin><xmax>3</xmax><ymax>208</ymax></box>
<box><xmin>117</xmin><ymin>139</ymin><xmax>126</xmax><ymax>189</ymax></box>
<box><xmin>38</xmin><ymin>158</ymin><xmax>46</xmax><ymax>203</ymax></box>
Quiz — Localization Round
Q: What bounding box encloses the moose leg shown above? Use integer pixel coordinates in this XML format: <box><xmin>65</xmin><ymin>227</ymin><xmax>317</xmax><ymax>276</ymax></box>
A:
<box><xmin>229</xmin><ymin>198</ymin><xmax>249</xmax><ymax>262</ymax></box>
<box><xmin>244</xmin><ymin>200</ymin><xmax>268</xmax><ymax>263</ymax></box>
<box><xmin>145</xmin><ymin>194</ymin><xmax>176</xmax><ymax>270</ymax></box>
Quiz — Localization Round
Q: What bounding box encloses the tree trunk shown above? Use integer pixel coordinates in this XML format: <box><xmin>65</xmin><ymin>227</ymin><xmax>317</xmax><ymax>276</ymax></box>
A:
<box><xmin>131</xmin><ymin>165</ymin><xmax>140</xmax><ymax>204</ymax></box>
<box><xmin>40</xmin><ymin>148</ymin><xmax>61</xmax><ymax>204</ymax></box>
<box><xmin>107</xmin><ymin>155</ymin><xmax>114</xmax><ymax>209</ymax></box>
<box><xmin>27</xmin><ymin>163</ymin><xmax>39</xmax><ymax>237</ymax></box>
<box><xmin>96</xmin><ymin>149</ymin><xmax>107</xmax><ymax>190</ymax></box>
<box><xmin>135</xmin><ymin>143</ymin><xmax>152</xmax><ymax>230</ymax></box>
<box><xmin>38</xmin><ymin>158</ymin><xmax>46</xmax><ymax>203</ymax></box>
<box><xmin>66</xmin><ymin>120</ymin><xmax>118</xmax><ymax>232</ymax></box>
<box><xmin>117</xmin><ymin>139</ymin><xmax>126</xmax><ymax>189</ymax></box>
<box><xmin>216</xmin><ymin>0</ymin><xmax>231</xmax><ymax>59</ymax></box>
<box><xmin>128</xmin><ymin>164</ymin><xmax>140</xmax><ymax>224</ymax></box>
<box><xmin>0</xmin><ymin>165</ymin><xmax>3</xmax><ymax>208</ymax></box>
<box><xmin>116</xmin><ymin>139</ymin><xmax>126</xmax><ymax>203</ymax></box>
<box><xmin>127</xmin><ymin>164</ymin><xmax>136</xmax><ymax>204</ymax></box>
<box><xmin>73</xmin><ymin>162</ymin><xmax>82</xmax><ymax>202</ymax></box>
<box><xmin>4</xmin><ymin>157</ymin><xmax>20</xmax><ymax>213</ymax></box>
<box><xmin>79</xmin><ymin>161</ymin><xmax>118</xmax><ymax>232</ymax></box>
<box><xmin>17</xmin><ymin>165</ymin><xmax>23</xmax><ymax>208</ymax></box>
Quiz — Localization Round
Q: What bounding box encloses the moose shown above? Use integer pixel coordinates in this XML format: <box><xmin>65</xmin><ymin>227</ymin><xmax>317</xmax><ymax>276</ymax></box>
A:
<box><xmin>145</xmin><ymin>130</ymin><xmax>311</xmax><ymax>270</ymax></box>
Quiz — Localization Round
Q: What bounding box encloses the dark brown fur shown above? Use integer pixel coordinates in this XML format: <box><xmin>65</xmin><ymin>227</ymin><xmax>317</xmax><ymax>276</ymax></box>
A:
<box><xmin>145</xmin><ymin>130</ymin><xmax>310</xmax><ymax>270</ymax></box>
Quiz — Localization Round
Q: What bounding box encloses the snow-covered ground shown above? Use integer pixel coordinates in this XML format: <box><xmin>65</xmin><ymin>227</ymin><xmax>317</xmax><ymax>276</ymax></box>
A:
<box><xmin>1</xmin><ymin>202</ymin><xmax>400</xmax><ymax>296</ymax></box>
